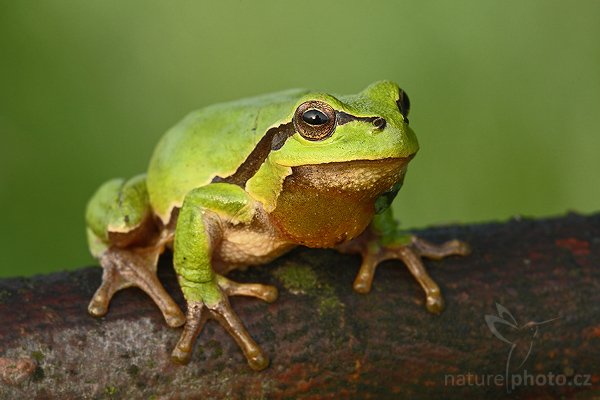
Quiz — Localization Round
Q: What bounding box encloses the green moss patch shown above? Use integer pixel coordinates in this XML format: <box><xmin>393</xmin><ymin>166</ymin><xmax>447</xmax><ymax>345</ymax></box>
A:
<box><xmin>274</xmin><ymin>263</ymin><xmax>343</xmax><ymax>317</ymax></box>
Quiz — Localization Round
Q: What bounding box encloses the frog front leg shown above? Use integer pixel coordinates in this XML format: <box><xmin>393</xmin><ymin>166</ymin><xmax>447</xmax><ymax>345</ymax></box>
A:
<box><xmin>170</xmin><ymin>183</ymin><xmax>277</xmax><ymax>371</ymax></box>
<box><xmin>337</xmin><ymin>208</ymin><xmax>470</xmax><ymax>313</ymax></box>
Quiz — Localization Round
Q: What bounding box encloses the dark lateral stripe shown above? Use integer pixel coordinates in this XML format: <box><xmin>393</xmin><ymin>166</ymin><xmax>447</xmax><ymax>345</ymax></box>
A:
<box><xmin>212</xmin><ymin>111</ymin><xmax>384</xmax><ymax>187</ymax></box>
<box><xmin>212</xmin><ymin>122</ymin><xmax>295</xmax><ymax>187</ymax></box>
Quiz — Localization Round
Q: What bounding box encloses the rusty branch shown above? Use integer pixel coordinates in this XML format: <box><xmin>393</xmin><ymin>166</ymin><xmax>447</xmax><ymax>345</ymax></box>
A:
<box><xmin>1</xmin><ymin>213</ymin><xmax>599</xmax><ymax>399</ymax></box>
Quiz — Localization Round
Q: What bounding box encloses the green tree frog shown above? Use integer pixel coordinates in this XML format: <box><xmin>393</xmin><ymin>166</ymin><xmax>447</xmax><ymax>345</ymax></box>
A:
<box><xmin>85</xmin><ymin>81</ymin><xmax>469</xmax><ymax>371</ymax></box>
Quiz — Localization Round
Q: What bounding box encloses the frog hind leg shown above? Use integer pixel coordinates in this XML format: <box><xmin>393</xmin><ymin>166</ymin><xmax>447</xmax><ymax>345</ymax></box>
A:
<box><xmin>169</xmin><ymin>183</ymin><xmax>277</xmax><ymax>371</ymax></box>
<box><xmin>337</xmin><ymin>208</ymin><xmax>470</xmax><ymax>314</ymax></box>
<box><xmin>85</xmin><ymin>175</ymin><xmax>185</xmax><ymax>327</ymax></box>
<box><xmin>88</xmin><ymin>245</ymin><xmax>186</xmax><ymax>328</ymax></box>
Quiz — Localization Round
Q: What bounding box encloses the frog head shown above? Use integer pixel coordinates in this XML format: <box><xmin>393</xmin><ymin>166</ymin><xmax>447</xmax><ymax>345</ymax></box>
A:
<box><xmin>258</xmin><ymin>81</ymin><xmax>419</xmax><ymax>246</ymax></box>
<box><xmin>270</xmin><ymin>80</ymin><xmax>418</xmax><ymax>167</ymax></box>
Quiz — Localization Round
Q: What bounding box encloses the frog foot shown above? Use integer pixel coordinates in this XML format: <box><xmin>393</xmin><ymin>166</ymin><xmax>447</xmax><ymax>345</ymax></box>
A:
<box><xmin>345</xmin><ymin>236</ymin><xmax>470</xmax><ymax>314</ymax></box>
<box><xmin>171</xmin><ymin>275</ymin><xmax>278</xmax><ymax>371</ymax></box>
<box><xmin>88</xmin><ymin>247</ymin><xmax>186</xmax><ymax>328</ymax></box>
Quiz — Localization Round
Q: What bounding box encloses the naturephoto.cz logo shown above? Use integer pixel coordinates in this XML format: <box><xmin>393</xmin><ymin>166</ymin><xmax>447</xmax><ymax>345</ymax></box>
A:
<box><xmin>444</xmin><ymin>303</ymin><xmax>592</xmax><ymax>393</ymax></box>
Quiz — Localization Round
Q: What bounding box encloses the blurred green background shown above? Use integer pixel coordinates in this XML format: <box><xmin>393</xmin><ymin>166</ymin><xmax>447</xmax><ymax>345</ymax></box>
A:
<box><xmin>1</xmin><ymin>1</ymin><xmax>599</xmax><ymax>277</ymax></box>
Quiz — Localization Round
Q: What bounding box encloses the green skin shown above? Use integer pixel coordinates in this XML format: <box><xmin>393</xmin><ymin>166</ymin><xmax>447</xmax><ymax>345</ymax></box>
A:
<box><xmin>86</xmin><ymin>81</ymin><xmax>470</xmax><ymax>371</ymax></box>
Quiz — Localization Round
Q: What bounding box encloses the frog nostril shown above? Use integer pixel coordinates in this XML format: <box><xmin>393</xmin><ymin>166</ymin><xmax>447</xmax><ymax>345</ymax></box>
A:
<box><xmin>372</xmin><ymin>117</ymin><xmax>386</xmax><ymax>130</ymax></box>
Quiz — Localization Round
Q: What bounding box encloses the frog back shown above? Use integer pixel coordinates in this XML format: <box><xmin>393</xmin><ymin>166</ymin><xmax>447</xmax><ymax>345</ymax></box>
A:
<box><xmin>147</xmin><ymin>89</ymin><xmax>309</xmax><ymax>224</ymax></box>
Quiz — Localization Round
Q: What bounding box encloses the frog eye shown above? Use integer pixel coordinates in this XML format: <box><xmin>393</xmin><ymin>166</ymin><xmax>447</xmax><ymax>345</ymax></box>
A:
<box><xmin>293</xmin><ymin>101</ymin><xmax>336</xmax><ymax>141</ymax></box>
<box><xmin>396</xmin><ymin>89</ymin><xmax>410</xmax><ymax>122</ymax></box>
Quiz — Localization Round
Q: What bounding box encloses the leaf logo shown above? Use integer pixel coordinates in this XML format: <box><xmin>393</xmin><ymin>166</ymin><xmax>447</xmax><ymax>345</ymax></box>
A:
<box><xmin>485</xmin><ymin>303</ymin><xmax>559</xmax><ymax>393</ymax></box>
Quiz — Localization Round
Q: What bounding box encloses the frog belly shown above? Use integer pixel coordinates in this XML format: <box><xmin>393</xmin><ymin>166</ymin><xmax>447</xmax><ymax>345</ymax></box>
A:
<box><xmin>214</xmin><ymin>226</ymin><xmax>296</xmax><ymax>273</ymax></box>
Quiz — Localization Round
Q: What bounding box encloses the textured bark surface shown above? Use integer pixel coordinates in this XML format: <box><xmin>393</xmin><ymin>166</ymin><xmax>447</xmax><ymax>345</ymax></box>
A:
<box><xmin>0</xmin><ymin>213</ymin><xmax>599</xmax><ymax>399</ymax></box>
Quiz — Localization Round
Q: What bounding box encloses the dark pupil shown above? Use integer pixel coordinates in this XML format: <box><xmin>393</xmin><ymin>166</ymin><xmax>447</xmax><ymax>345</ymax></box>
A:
<box><xmin>302</xmin><ymin>109</ymin><xmax>329</xmax><ymax>125</ymax></box>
